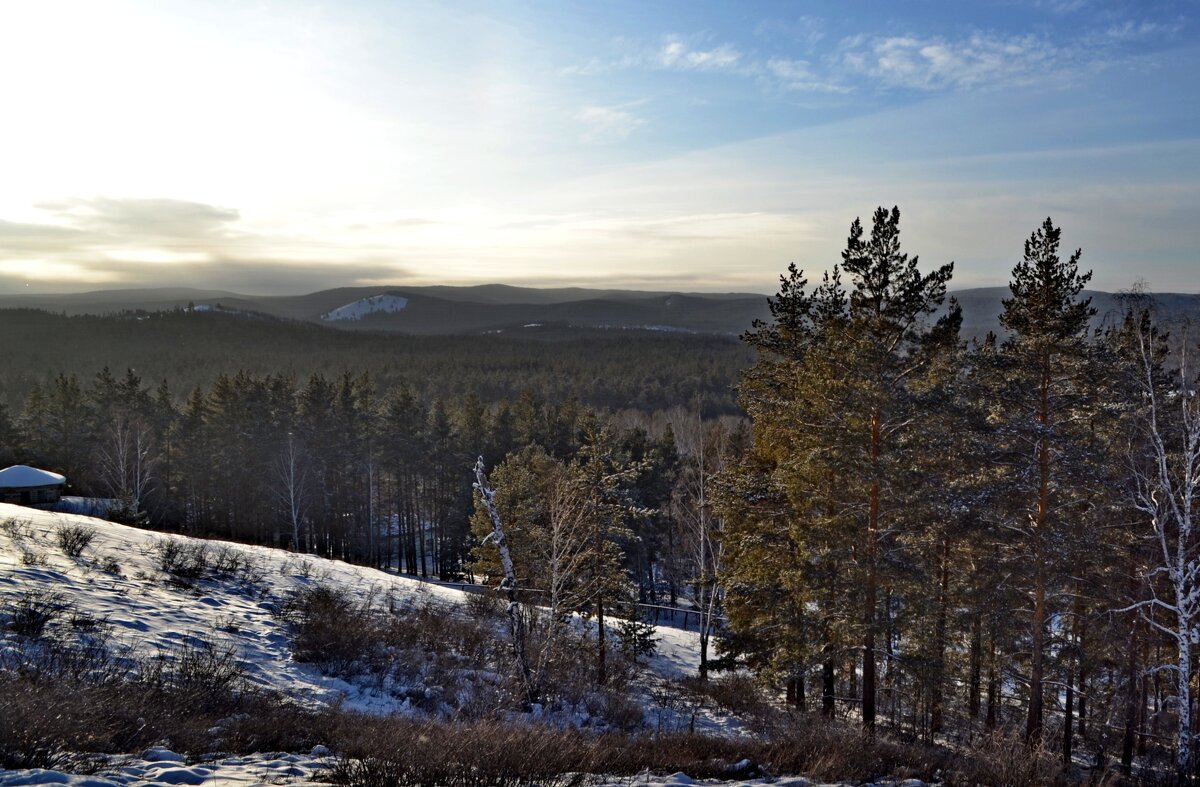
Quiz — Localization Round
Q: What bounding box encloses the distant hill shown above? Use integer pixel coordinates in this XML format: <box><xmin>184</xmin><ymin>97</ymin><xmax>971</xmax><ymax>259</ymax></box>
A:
<box><xmin>1</xmin><ymin>283</ymin><xmax>1196</xmax><ymax>339</ymax></box>
<box><xmin>949</xmin><ymin>287</ymin><xmax>1200</xmax><ymax>342</ymax></box>
<box><xmin>0</xmin><ymin>284</ymin><xmax>774</xmax><ymax>335</ymax></box>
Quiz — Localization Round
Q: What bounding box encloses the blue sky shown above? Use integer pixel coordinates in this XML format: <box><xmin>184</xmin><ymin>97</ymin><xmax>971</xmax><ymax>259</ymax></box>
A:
<box><xmin>0</xmin><ymin>0</ymin><xmax>1196</xmax><ymax>293</ymax></box>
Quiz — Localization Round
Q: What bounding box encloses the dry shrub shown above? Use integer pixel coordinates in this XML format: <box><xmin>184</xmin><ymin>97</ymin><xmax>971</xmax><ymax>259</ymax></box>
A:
<box><xmin>326</xmin><ymin>719</ymin><xmax>597</xmax><ymax>787</ymax></box>
<box><xmin>20</xmin><ymin>548</ymin><xmax>48</xmax><ymax>567</ymax></box>
<box><xmin>154</xmin><ymin>539</ymin><xmax>210</xmax><ymax>582</ymax></box>
<box><xmin>276</xmin><ymin>584</ymin><xmax>372</xmax><ymax>673</ymax></box>
<box><xmin>0</xmin><ymin>630</ymin><xmax>264</xmax><ymax>768</ymax></box>
<box><xmin>0</xmin><ymin>517</ymin><xmax>31</xmax><ymax>541</ymax></box>
<box><xmin>6</xmin><ymin>588</ymin><xmax>66</xmax><ymax>637</ymax></box>
<box><xmin>276</xmin><ymin>583</ymin><xmax>512</xmax><ymax>716</ymax></box>
<box><xmin>55</xmin><ymin>524</ymin><xmax>95</xmax><ymax>558</ymax></box>
<box><xmin>464</xmin><ymin>589</ymin><xmax>505</xmax><ymax>620</ymax></box>
<box><xmin>942</xmin><ymin>732</ymin><xmax>1066</xmax><ymax>787</ymax></box>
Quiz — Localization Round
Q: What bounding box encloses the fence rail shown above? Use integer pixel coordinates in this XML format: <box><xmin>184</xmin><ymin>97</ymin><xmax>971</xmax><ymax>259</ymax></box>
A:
<box><xmin>422</xmin><ymin>579</ymin><xmax>726</xmax><ymax>632</ymax></box>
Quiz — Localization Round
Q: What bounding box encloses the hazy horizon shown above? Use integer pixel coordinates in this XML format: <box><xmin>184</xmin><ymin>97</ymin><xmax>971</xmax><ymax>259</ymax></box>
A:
<box><xmin>2</xmin><ymin>0</ymin><xmax>1197</xmax><ymax>296</ymax></box>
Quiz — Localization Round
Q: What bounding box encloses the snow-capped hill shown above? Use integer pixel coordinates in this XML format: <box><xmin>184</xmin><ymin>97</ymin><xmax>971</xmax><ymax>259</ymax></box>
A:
<box><xmin>320</xmin><ymin>294</ymin><xmax>409</xmax><ymax>321</ymax></box>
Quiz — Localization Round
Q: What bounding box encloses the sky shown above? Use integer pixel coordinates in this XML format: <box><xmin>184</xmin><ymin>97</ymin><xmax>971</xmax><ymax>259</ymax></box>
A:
<box><xmin>0</xmin><ymin>0</ymin><xmax>1197</xmax><ymax>295</ymax></box>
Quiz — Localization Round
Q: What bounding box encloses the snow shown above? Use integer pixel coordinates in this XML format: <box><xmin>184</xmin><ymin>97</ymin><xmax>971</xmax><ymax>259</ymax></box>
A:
<box><xmin>0</xmin><ymin>755</ymin><xmax>929</xmax><ymax>787</ymax></box>
<box><xmin>320</xmin><ymin>294</ymin><xmax>408</xmax><ymax>321</ymax></box>
<box><xmin>0</xmin><ymin>503</ymin><xmax>468</xmax><ymax>714</ymax></box>
<box><xmin>0</xmin><ymin>467</ymin><xmax>65</xmax><ymax>488</ymax></box>
<box><xmin>0</xmin><ymin>752</ymin><xmax>335</xmax><ymax>787</ymax></box>
<box><xmin>0</xmin><ymin>504</ymin><xmax>841</xmax><ymax>784</ymax></box>
<box><xmin>0</xmin><ymin>504</ymin><xmax>713</xmax><ymax>718</ymax></box>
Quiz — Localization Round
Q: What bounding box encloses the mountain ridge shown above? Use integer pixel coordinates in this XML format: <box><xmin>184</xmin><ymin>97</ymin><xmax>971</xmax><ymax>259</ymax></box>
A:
<box><xmin>2</xmin><ymin>283</ymin><xmax>1198</xmax><ymax>338</ymax></box>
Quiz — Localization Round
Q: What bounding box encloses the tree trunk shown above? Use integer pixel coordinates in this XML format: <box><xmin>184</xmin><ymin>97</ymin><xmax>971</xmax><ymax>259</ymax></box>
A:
<box><xmin>968</xmin><ymin>610</ymin><xmax>982</xmax><ymax>720</ymax></box>
<box><xmin>863</xmin><ymin>407</ymin><xmax>881</xmax><ymax>734</ymax></box>
<box><xmin>986</xmin><ymin>620</ymin><xmax>998</xmax><ymax>730</ymax></box>
<box><xmin>474</xmin><ymin>460</ymin><xmax>536</xmax><ymax>709</ymax></box>
<box><xmin>1121</xmin><ymin>623</ymin><xmax>1139</xmax><ymax>776</ymax></box>
<box><xmin>823</xmin><ymin>653</ymin><xmax>837</xmax><ymax>718</ymax></box>
<box><xmin>1178</xmin><ymin>622</ymin><xmax>1193</xmax><ymax>779</ymax></box>
<box><xmin>1026</xmin><ymin>360</ymin><xmax>1051</xmax><ymax>744</ymax></box>
<box><xmin>597</xmin><ymin>596</ymin><xmax>607</xmax><ymax>686</ymax></box>
<box><xmin>1078</xmin><ymin>617</ymin><xmax>1089</xmax><ymax>741</ymax></box>
<box><xmin>931</xmin><ymin>536</ymin><xmax>950</xmax><ymax>735</ymax></box>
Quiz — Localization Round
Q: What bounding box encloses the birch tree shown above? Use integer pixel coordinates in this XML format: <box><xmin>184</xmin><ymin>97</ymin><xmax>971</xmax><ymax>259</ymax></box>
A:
<box><xmin>1123</xmin><ymin>312</ymin><xmax>1200</xmax><ymax>778</ymax></box>
<box><xmin>277</xmin><ymin>430</ymin><xmax>308</xmax><ymax>551</ymax></box>
<box><xmin>474</xmin><ymin>457</ymin><xmax>537</xmax><ymax>710</ymax></box>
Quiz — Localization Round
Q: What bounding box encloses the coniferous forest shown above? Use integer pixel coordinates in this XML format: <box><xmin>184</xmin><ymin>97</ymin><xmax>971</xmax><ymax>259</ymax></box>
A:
<box><xmin>3</xmin><ymin>209</ymin><xmax>1200</xmax><ymax>779</ymax></box>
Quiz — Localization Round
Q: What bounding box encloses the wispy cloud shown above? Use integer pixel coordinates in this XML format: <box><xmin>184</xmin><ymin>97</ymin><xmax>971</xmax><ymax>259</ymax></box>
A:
<box><xmin>565</xmin><ymin>9</ymin><xmax>1185</xmax><ymax>99</ymax></box>
<box><xmin>34</xmin><ymin>197</ymin><xmax>241</xmax><ymax>240</ymax></box>
<box><xmin>658</xmin><ymin>36</ymin><xmax>743</xmax><ymax>70</ymax></box>
<box><xmin>576</xmin><ymin>104</ymin><xmax>647</xmax><ymax>143</ymax></box>
<box><xmin>764</xmin><ymin>57</ymin><xmax>848</xmax><ymax>93</ymax></box>
<box><xmin>841</xmin><ymin>33</ymin><xmax>1059</xmax><ymax>90</ymax></box>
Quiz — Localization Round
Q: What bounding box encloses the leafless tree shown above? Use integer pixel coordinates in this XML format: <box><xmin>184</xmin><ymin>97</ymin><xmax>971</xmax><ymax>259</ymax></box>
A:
<box><xmin>474</xmin><ymin>457</ymin><xmax>536</xmax><ymax>709</ymax></box>
<box><xmin>1123</xmin><ymin>316</ymin><xmax>1200</xmax><ymax>778</ymax></box>
<box><xmin>97</xmin><ymin>413</ymin><xmax>156</xmax><ymax>515</ymax></box>
<box><xmin>277</xmin><ymin>431</ymin><xmax>308</xmax><ymax>551</ymax></box>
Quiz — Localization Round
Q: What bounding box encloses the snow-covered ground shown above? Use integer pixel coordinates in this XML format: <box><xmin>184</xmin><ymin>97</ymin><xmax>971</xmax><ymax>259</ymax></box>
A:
<box><xmin>0</xmin><ymin>505</ymin><xmax>919</xmax><ymax>786</ymax></box>
<box><xmin>0</xmin><ymin>503</ymin><xmax>473</xmax><ymax>714</ymax></box>
<box><xmin>0</xmin><ymin>504</ymin><xmax>732</xmax><ymax>716</ymax></box>
<box><xmin>320</xmin><ymin>294</ymin><xmax>408</xmax><ymax>321</ymax></box>
<box><xmin>0</xmin><ymin>755</ymin><xmax>924</xmax><ymax>787</ymax></box>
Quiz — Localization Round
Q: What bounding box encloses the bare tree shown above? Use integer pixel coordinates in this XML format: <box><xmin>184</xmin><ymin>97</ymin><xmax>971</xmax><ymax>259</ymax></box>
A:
<box><xmin>670</xmin><ymin>409</ymin><xmax>727</xmax><ymax>679</ymax></box>
<box><xmin>97</xmin><ymin>413</ymin><xmax>156</xmax><ymax>518</ymax></box>
<box><xmin>1123</xmin><ymin>315</ymin><xmax>1200</xmax><ymax>778</ymax></box>
<box><xmin>474</xmin><ymin>457</ymin><xmax>536</xmax><ymax>709</ymax></box>
<box><xmin>278</xmin><ymin>431</ymin><xmax>308</xmax><ymax>551</ymax></box>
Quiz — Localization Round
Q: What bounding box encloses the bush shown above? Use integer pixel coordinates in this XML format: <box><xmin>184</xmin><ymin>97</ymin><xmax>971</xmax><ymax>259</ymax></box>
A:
<box><xmin>0</xmin><ymin>517</ymin><xmax>31</xmax><ymax>541</ymax></box>
<box><xmin>56</xmin><ymin>524</ymin><xmax>95</xmax><ymax>558</ymax></box>
<box><xmin>276</xmin><ymin>584</ymin><xmax>365</xmax><ymax>674</ymax></box>
<box><xmin>154</xmin><ymin>539</ymin><xmax>210</xmax><ymax>582</ymax></box>
<box><xmin>20</xmin><ymin>549</ymin><xmax>48</xmax><ymax>567</ymax></box>
<box><xmin>6</xmin><ymin>589</ymin><xmax>66</xmax><ymax>637</ymax></box>
<box><xmin>138</xmin><ymin>636</ymin><xmax>249</xmax><ymax>711</ymax></box>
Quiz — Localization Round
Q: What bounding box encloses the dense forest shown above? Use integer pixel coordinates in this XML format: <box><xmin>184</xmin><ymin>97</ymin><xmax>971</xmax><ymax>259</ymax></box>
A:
<box><xmin>0</xmin><ymin>310</ymin><xmax>751</xmax><ymax>416</ymax></box>
<box><xmin>3</xmin><ymin>208</ymin><xmax>1200</xmax><ymax>779</ymax></box>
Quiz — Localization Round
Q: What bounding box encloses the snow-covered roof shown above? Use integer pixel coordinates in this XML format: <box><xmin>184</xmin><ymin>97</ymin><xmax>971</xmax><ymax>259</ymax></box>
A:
<box><xmin>0</xmin><ymin>465</ymin><xmax>66</xmax><ymax>488</ymax></box>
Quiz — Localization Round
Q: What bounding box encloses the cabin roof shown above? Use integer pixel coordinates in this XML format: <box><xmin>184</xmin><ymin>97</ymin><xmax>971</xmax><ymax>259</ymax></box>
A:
<box><xmin>0</xmin><ymin>465</ymin><xmax>67</xmax><ymax>488</ymax></box>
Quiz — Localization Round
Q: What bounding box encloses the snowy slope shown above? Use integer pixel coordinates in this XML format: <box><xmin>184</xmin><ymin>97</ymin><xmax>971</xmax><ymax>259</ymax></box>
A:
<box><xmin>0</xmin><ymin>505</ymin><xmax>930</xmax><ymax>787</ymax></box>
<box><xmin>0</xmin><ymin>504</ymin><xmax>469</xmax><ymax>713</ymax></box>
<box><xmin>0</xmin><ymin>504</ymin><xmax>709</xmax><ymax>714</ymax></box>
<box><xmin>319</xmin><ymin>294</ymin><xmax>408</xmax><ymax>321</ymax></box>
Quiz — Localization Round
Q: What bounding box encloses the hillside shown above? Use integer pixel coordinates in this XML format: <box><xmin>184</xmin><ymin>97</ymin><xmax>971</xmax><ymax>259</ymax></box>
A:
<box><xmin>0</xmin><ymin>504</ymin><xmax>770</xmax><ymax>784</ymax></box>
<box><xmin>0</xmin><ymin>504</ymin><xmax>712</xmax><ymax>706</ymax></box>
<box><xmin>0</xmin><ymin>285</ymin><xmax>773</xmax><ymax>336</ymax></box>
<box><xmin>3</xmin><ymin>283</ymin><xmax>1197</xmax><ymax>340</ymax></box>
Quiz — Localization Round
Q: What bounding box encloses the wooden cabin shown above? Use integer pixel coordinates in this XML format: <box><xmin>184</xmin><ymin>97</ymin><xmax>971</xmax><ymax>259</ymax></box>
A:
<box><xmin>0</xmin><ymin>465</ymin><xmax>67</xmax><ymax>505</ymax></box>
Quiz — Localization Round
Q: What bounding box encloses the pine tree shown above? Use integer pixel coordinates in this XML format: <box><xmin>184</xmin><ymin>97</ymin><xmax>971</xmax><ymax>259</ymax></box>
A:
<box><xmin>730</xmin><ymin>207</ymin><xmax>957</xmax><ymax>731</ymax></box>
<box><xmin>990</xmin><ymin>217</ymin><xmax>1095</xmax><ymax>743</ymax></box>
